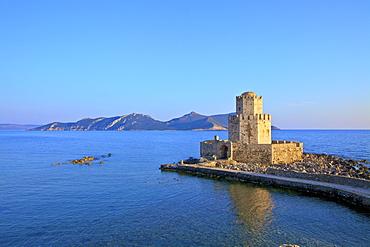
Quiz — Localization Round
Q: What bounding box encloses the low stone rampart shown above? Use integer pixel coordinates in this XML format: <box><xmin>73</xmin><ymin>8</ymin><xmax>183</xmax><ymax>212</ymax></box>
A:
<box><xmin>160</xmin><ymin>164</ymin><xmax>370</xmax><ymax>210</ymax></box>
<box><xmin>233</xmin><ymin>143</ymin><xmax>272</xmax><ymax>164</ymax></box>
<box><xmin>200</xmin><ymin>139</ymin><xmax>232</xmax><ymax>160</ymax></box>
<box><xmin>266</xmin><ymin>168</ymin><xmax>370</xmax><ymax>189</ymax></box>
<box><xmin>271</xmin><ymin>142</ymin><xmax>303</xmax><ymax>164</ymax></box>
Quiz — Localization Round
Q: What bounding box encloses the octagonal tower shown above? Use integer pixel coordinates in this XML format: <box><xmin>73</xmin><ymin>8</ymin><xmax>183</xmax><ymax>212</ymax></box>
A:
<box><xmin>228</xmin><ymin>92</ymin><xmax>271</xmax><ymax>144</ymax></box>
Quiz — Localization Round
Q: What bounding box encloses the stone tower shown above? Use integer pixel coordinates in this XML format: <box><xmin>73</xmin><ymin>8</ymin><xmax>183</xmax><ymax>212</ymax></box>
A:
<box><xmin>228</xmin><ymin>92</ymin><xmax>271</xmax><ymax>144</ymax></box>
<box><xmin>200</xmin><ymin>91</ymin><xmax>302</xmax><ymax>164</ymax></box>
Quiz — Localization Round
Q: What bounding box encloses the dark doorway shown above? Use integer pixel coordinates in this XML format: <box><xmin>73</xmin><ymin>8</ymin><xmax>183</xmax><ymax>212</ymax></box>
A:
<box><xmin>220</xmin><ymin>145</ymin><xmax>228</xmax><ymax>159</ymax></box>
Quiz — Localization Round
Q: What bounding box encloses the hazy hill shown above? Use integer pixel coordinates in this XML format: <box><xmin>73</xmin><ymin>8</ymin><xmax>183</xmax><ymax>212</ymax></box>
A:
<box><xmin>29</xmin><ymin>112</ymin><xmax>280</xmax><ymax>131</ymax></box>
<box><xmin>165</xmin><ymin>112</ymin><xmax>228</xmax><ymax>130</ymax></box>
<box><xmin>0</xmin><ymin>124</ymin><xmax>40</xmax><ymax>131</ymax></box>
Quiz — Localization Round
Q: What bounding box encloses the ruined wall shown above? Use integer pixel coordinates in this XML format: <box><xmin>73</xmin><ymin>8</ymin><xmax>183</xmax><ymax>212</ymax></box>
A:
<box><xmin>200</xmin><ymin>140</ymin><xmax>233</xmax><ymax>160</ymax></box>
<box><xmin>232</xmin><ymin>143</ymin><xmax>272</xmax><ymax>165</ymax></box>
<box><xmin>271</xmin><ymin>141</ymin><xmax>303</xmax><ymax>164</ymax></box>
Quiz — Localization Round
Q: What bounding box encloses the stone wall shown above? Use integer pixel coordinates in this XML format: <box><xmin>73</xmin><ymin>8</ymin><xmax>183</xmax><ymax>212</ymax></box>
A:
<box><xmin>200</xmin><ymin>139</ymin><xmax>232</xmax><ymax>160</ymax></box>
<box><xmin>236</xmin><ymin>92</ymin><xmax>263</xmax><ymax>115</ymax></box>
<box><xmin>233</xmin><ymin>143</ymin><xmax>272</xmax><ymax>165</ymax></box>
<box><xmin>201</xmin><ymin>140</ymin><xmax>303</xmax><ymax>165</ymax></box>
<box><xmin>160</xmin><ymin>164</ymin><xmax>370</xmax><ymax>209</ymax></box>
<box><xmin>228</xmin><ymin>115</ymin><xmax>240</xmax><ymax>142</ymax></box>
<box><xmin>271</xmin><ymin>142</ymin><xmax>303</xmax><ymax>164</ymax></box>
<box><xmin>228</xmin><ymin>114</ymin><xmax>271</xmax><ymax>144</ymax></box>
<box><xmin>266</xmin><ymin>168</ymin><xmax>370</xmax><ymax>189</ymax></box>
<box><xmin>256</xmin><ymin>114</ymin><xmax>271</xmax><ymax>144</ymax></box>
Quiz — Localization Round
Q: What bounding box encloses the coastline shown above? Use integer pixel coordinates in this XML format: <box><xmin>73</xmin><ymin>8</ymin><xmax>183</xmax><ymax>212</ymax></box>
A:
<box><xmin>160</xmin><ymin>163</ymin><xmax>370</xmax><ymax>210</ymax></box>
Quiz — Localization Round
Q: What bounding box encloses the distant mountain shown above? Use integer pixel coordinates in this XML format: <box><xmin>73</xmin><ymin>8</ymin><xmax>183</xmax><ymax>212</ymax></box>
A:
<box><xmin>165</xmin><ymin>112</ymin><xmax>227</xmax><ymax>130</ymax></box>
<box><xmin>29</xmin><ymin>114</ymin><xmax>167</xmax><ymax>131</ymax></box>
<box><xmin>29</xmin><ymin>112</ymin><xmax>280</xmax><ymax>131</ymax></box>
<box><xmin>0</xmin><ymin>124</ymin><xmax>40</xmax><ymax>131</ymax></box>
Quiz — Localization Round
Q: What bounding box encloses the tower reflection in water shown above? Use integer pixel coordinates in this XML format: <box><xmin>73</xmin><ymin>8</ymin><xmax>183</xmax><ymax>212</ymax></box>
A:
<box><xmin>227</xmin><ymin>182</ymin><xmax>275</xmax><ymax>239</ymax></box>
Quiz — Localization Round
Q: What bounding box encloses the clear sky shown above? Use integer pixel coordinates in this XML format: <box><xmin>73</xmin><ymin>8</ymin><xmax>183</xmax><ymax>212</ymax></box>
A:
<box><xmin>0</xmin><ymin>0</ymin><xmax>369</xmax><ymax>129</ymax></box>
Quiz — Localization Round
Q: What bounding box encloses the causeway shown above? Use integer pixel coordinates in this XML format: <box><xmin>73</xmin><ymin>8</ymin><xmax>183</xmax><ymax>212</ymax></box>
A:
<box><xmin>160</xmin><ymin>164</ymin><xmax>370</xmax><ymax>210</ymax></box>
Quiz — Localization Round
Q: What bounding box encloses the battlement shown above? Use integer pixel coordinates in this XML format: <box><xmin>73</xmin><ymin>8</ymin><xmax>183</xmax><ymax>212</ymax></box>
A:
<box><xmin>229</xmin><ymin>114</ymin><xmax>271</xmax><ymax>121</ymax></box>
<box><xmin>272</xmin><ymin>140</ymin><xmax>302</xmax><ymax>148</ymax></box>
<box><xmin>236</xmin><ymin>95</ymin><xmax>262</xmax><ymax>99</ymax></box>
<box><xmin>239</xmin><ymin>91</ymin><xmax>262</xmax><ymax>99</ymax></box>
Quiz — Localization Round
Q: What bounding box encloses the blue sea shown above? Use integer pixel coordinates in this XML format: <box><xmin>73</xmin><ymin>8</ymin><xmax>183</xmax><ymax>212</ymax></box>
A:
<box><xmin>0</xmin><ymin>130</ymin><xmax>369</xmax><ymax>246</ymax></box>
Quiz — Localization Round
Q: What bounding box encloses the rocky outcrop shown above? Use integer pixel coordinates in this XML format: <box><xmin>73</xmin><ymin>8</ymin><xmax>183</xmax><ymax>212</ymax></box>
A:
<box><xmin>52</xmin><ymin>154</ymin><xmax>112</xmax><ymax>166</ymax></box>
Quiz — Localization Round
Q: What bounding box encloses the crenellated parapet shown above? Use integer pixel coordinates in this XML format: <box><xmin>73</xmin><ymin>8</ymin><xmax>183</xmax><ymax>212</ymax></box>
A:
<box><xmin>229</xmin><ymin>114</ymin><xmax>271</xmax><ymax>121</ymax></box>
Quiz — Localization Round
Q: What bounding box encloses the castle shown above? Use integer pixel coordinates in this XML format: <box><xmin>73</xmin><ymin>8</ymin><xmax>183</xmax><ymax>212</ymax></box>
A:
<box><xmin>200</xmin><ymin>92</ymin><xmax>303</xmax><ymax>164</ymax></box>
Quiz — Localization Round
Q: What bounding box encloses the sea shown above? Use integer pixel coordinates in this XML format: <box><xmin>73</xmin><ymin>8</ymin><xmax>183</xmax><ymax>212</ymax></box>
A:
<box><xmin>0</xmin><ymin>130</ymin><xmax>369</xmax><ymax>247</ymax></box>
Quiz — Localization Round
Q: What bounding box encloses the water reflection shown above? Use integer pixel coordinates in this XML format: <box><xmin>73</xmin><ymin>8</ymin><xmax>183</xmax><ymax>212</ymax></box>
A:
<box><xmin>227</xmin><ymin>183</ymin><xmax>275</xmax><ymax>239</ymax></box>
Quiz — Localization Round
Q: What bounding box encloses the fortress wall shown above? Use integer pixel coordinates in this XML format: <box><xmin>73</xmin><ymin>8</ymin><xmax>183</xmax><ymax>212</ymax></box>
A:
<box><xmin>229</xmin><ymin>114</ymin><xmax>271</xmax><ymax>145</ymax></box>
<box><xmin>257</xmin><ymin>115</ymin><xmax>271</xmax><ymax>144</ymax></box>
<box><xmin>200</xmin><ymin>140</ymin><xmax>232</xmax><ymax>160</ymax></box>
<box><xmin>228</xmin><ymin>115</ymin><xmax>240</xmax><ymax>142</ymax></box>
<box><xmin>239</xmin><ymin>114</ymin><xmax>271</xmax><ymax>144</ymax></box>
<box><xmin>233</xmin><ymin>143</ymin><xmax>272</xmax><ymax>165</ymax></box>
<box><xmin>271</xmin><ymin>142</ymin><xmax>303</xmax><ymax>164</ymax></box>
<box><xmin>200</xmin><ymin>140</ymin><xmax>217</xmax><ymax>159</ymax></box>
<box><xmin>236</xmin><ymin>93</ymin><xmax>263</xmax><ymax>115</ymax></box>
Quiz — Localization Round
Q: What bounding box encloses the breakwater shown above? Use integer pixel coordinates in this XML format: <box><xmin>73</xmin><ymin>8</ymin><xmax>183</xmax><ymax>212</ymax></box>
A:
<box><xmin>160</xmin><ymin>164</ymin><xmax>370</xmax><ymax>210</ymax></box>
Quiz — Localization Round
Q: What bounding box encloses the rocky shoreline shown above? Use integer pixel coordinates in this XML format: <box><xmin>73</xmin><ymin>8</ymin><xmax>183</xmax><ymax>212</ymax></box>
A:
<box><xmin>181</xmin><ymin>153</ymin><xmax>370</xmax><ymax>180</ymax></box>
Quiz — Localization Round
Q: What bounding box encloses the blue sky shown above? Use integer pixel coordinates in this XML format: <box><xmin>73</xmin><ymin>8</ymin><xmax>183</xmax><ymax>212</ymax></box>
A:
<box><xmin>0</xmin><ymin>0</ymin><xmax>369</xmax><ymax>129</ymax></box>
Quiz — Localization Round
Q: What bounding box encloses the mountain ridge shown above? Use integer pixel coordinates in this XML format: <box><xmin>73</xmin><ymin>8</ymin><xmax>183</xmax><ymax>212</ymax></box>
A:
<box><xmin>27</xmin><ymin>112</ymin><xmax>280</xmax><ymax>131</ymax></box>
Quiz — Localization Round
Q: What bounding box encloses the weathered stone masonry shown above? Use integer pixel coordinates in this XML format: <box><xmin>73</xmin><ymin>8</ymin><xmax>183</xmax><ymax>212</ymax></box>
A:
<box><xmin>200</xmin><ymin>92</ymin><xmax>303</xmax><ymax>165</ymax></box>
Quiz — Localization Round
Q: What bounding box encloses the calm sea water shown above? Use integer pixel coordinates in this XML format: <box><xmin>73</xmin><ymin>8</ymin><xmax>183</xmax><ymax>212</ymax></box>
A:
<box><xmin>0</xmin><ymin>130</ymin><xmax>369</xmax><ymax>247</ymax></box>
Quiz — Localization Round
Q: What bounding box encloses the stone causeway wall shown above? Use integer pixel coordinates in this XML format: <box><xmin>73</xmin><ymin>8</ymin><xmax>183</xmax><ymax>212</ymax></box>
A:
<box><xmin>160</xmin><ymin>164</ymin><xmax>370</xmax><ymax>210</ymax></box>
<box><xmin>266</xmin><ymin>168</ymin><xmax>370</xmax><ymax>189</ymax></box>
